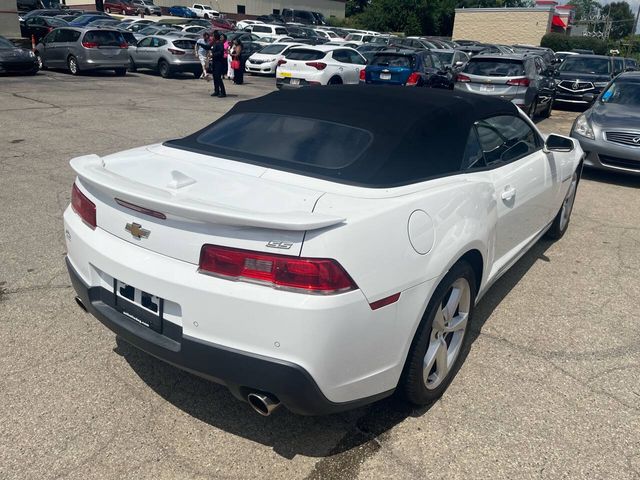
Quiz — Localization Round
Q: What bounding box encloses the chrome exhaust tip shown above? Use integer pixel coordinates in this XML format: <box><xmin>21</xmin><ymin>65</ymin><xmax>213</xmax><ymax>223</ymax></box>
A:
<box><xmin>74</xmin><ymin>296</ymin><xmax>87</xmax><ymax>312</ymax></box>
<box><xmin>247</xmin><ymin>392</ymin><xmax>281</xmax><ymax>416</ymax></box>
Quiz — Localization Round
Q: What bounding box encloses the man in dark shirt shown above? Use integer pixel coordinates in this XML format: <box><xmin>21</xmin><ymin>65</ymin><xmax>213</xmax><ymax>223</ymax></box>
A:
<box><xmin>207</xmin><ymin>31</ymin><xmax>226</xmax><ymax>98</ymax></box>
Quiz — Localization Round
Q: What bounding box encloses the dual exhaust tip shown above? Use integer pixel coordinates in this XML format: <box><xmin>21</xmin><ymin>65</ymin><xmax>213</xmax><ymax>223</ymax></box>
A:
<box><xmin>247</xmin><ymin>392</ymin><xmax>281</xmax><ymax>416</ymax></box>
<box><xmin>76</xmin><ymin>295</ymin><xmax>281</xmax><ymax>416</ymax></box>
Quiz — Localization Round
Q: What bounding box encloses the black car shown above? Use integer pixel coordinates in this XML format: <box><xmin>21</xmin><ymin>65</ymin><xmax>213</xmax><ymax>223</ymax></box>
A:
<box><xmin>20</xmin><ymin>15</ymin><xmax>68</xmax><ymax>41</ymax></box>
<box><xmin>285</xmin><ymin>26</ymin><xmax>328</xmax><ymax>45</ymax></box>
<box><xmin>281</xmin><ymin>8</ymin><xmax>320</xmax><ymax>25</ymax></box>
<box><xmin>255</xmin><ymin>14</ymin><xmax>285</xmax><ymax>24</ymax></box>
<box><xmin>0</xmin><ymin>36</ymin><xmax>39</xmax><ymax>75</ymax></box>
<box><xmin>624</xmin><ymin>57</ymin><xmax>638</xmax><ymax>71</ymax></box>
<box><xmin>554</xmin><ymin>55</ymin><xmax>617</xmax><ymax>105</ymax></box>
<box><xmin>361</xmin><ymin>48</ymin><xmax>453</xmax><ymax>89</ymax></box>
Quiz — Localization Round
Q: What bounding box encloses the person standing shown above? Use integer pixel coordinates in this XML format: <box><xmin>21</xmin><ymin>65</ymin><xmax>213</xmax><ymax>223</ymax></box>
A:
<box><xmin>232</xmin><ymin>40</ymin><xmax>244</xmax><ymax>85</ymax></box>
<box><xmin>225</xmin><ymin>35</ymin><xmax>234</xmax><ymax>80</ymax></box>
<box><xmin>195</xmin><ymin>32</ymin><xmax>210</xmax><ymax>80</ymax></box>
<box><xmin>208</xmin><ymin>31</ymin><xmax>226</xmax><ymax>98</ymax></box>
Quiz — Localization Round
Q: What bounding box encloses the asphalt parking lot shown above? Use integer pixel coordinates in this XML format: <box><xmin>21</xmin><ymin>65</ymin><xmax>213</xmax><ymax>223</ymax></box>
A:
<box><xmin>1</xmin><ymin>70</ymin><xmax>639</xmax><ymax>480</ymax></box>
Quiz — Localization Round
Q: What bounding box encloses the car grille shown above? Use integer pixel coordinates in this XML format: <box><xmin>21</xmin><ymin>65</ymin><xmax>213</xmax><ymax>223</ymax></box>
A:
<box><xmin>599</xmin><ymin>154</ymin><xmax>640</xmax><ymax>171</ymax></box>
<box><xmin>558</xmin><ymin>80</ymin><xmax>594</xmax><ymax>92</ymax></box>
<box><xmin>250</xmin><ymin>59</ymin><xmax>266</xmax><ymax>64</ymax></box>
<box><xmin>605</xmin><ymin>131</ymin><xmax>640</xmax><ymax>147</ymax></box>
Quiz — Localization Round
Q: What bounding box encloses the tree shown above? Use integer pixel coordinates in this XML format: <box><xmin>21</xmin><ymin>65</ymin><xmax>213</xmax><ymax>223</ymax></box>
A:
<box><xmin>601</xmin><ymin>1</ymin><xmax>635</xmax><ymax>39</ymax></box>
<box><xmin>567</xmin><ymin>0</ymin><xmax>601</xmax><ymax>20</ymax></box>
<box><xmin>346</xmin><ymin>0</ymin><xmax>369</xmax><ymax>17</ymax></box>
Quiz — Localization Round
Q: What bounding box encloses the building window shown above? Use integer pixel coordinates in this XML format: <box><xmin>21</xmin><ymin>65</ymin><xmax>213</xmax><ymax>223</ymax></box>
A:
<box><xmin>237</xmin><ymin>5</ymin><xmax>245</xmax><ymax>14</ymax></box>
<box><xmin>273</xmin><ymin>9</ymin><xmax>280</xmax><ymax>14</ymax></box>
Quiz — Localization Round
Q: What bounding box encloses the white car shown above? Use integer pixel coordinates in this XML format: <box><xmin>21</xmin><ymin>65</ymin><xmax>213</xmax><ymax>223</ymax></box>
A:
<box><xmin>276</xmin><ymin>45</ymin><xmax>367</xmax><ymax>88</ymax></box>
<box><xmin>343</xmin><ymin>32</ymin><xmax>377</xmax><ymax>46</ymax></box>
<box><xmin>314</xmin><ymin>29</ymin><xmax>344</xmax><ymax>41</ymax></box>
<box><xmin>189</xmin><ymin>3</ymin><xmax>218</xmax><ymax>18</ymax></box>
<box><xmin>235</xmin><ymin>19</ymin><xmax>263</xmax><ymax>30</ymax></box>
<box><xmin>246</xmin><ymin>43</ymin><xmax>303</xmax><ymax>75</ymax></box>
<box><xmin>64</xmin><ymin>87</ymin><xmax>583</xmax><ymax>416</ymax></box>
<box><xmin>246</xmin><ymin>24</ymin><xmax>290</xmax><ymax>39</ymax></box>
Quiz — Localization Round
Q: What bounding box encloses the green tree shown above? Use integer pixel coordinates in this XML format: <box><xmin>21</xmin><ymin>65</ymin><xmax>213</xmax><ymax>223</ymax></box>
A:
<box><xmin>601</xmin><ymin>1</ymin><xmax>635</xmax><ymax>39</ymax></box>
<box><xmin>567</xmin><ymin>0</ymin><xmax>601</xmax><ymax>21</ymax></box>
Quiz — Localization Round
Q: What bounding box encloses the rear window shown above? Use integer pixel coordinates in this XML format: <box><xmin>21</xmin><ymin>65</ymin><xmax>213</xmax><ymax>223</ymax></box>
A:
<box><xmin>260</xmin><ymin>44</ymin><xmax>287</xmax><ymax>54</ymax></box>
<box><xmin>285</xmin><ymin>49</ymin><xmax>325</xmax><ymax>61</ymax></box>
<box><xmin>275</xmin><ymin>27</ymin><xmax>288</xmax><ymax>35</ymax></box>
<box><xmin>195</xmin><ymin>113</ymin><xmax>372</xmax><ymax>169</ymax></box>
<box><xmin>434</xmin><ymin>51</ymin><xmax>453</xmax><ymax>64</ymax></box>
<box><xmin>464</xmin><ymin>58</ymin><xmax>525</xmax><ymax>77</ymax></box>
<box><xmin>83</xmin><ymin>30</ymin><xmax>124</xmax><ymax>46</ymax></box>
<box><xmin>253</xmin><ymin>25</ymin><xmax>271</xmax><ymax>33</ymax></box>
<box><xmin>172</xmin><ymin>40</ymin><xmax>195</xmax><ymax>49</ymax></box>
<box><xmin>559</xmin><ymin>57</ymin><xmax>611</xmax><ymax>75</ymax></box>
<box><xmin>371</xmin><ymin>54</ymin><xmax>414</xmax><ymax>68</ymax></box>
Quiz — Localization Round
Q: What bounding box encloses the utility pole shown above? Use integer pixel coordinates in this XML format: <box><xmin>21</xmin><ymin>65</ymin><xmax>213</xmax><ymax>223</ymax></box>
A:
<box><xmin>633</xmin><ymin>3</ymin><xmax>640</xmax><ymax>36</ymax></box>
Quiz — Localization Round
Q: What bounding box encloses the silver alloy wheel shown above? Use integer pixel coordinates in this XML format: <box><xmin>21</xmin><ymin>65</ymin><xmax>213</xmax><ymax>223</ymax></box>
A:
<box><xmin>36</xmin><ymin>54</ymin><xmax>42</xmax><ymax>69</ymax></box>
<box><xmin>69</xmin><ymin>57</ymin><xmax>77</xmax><ymax>74</ymax></box>
<box><xmin>423</xmin><ymin>277</ymin><xmax>471</xmax><ymax>390</ymax></box>
<box><xmin>559</xmin><ymin>171</ymin><xmax>578</xmax><ymax>232</ymax></box>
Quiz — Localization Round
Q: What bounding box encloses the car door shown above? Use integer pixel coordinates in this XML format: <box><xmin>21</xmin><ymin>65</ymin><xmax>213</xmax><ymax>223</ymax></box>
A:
<box><xmin>132</xmin><ymin>36</ymin><xmax>152</xmax><ymax>65</ymax></box>
<box><xmin>45</xmin><ymin>28</ymin><xmax>66</xmax><ymax>66</ymax></box>
<box><xmin>149</xmin><ymin>37</ymin><xmax>167</xmax><ymax>65</ymax></box>
<box><xmin>347</xmin><ymin>49</ymin><xmax>366</xmax><ymax>81</ymax></box>
<box><xmin>331</xmin><ymin>49</ymin><xmax>355</xmax><ymax>83</ymax></box>
<box><xmin>38</xmin><ymin>29</ymin><xmax>59</xmax><ymax>67</ymax></box>
<box><xmin>474</xmin><ymin>115</ymin><xmax>557</xmax><ymax>268</ymax></box>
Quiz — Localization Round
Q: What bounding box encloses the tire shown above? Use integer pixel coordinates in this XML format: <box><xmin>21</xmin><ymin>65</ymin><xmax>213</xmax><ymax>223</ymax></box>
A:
<box><xmin>105</xmin><ymin>7</ymin><xmax>111</xmax><ymax>13</ymax></box>
<box><xmin>144</xmin><ymin>8</ymin><xmax>150</xmax><ymax>14</ymax></box>
<box><xmin>541</xmin><ymin>95</ymin><xmax>554</xmax><ymax>119</ymax></box>
<box><xmin>158</xmin><ymin>59</ymin><xmax>171</xmax><ymax>78</ymax></box>
<box><xmin>35</xmin><ymin>52</ymin><xmax>43</xmax><ymax>70</ymax></box>
<box><xmin>204</xmin><ymin>13</ymin><xmax>209</xmax><ymax>19</ymax></box>
<box><xmin>401</xmin><ymin>261</ymin><xmax>477</xmax><ymax>406</ymax></box>
<box><xmin>546</xmin><ymin>166</ymin><xmax>580</xmax><ymax>240</ymax></box>
<box><xmin>328</xmin><ymin>76</ymin><xmax>342</xmax><ymax>85</ymax></box>
<box><xmin>114</xmin><ymin>67</ymin><xmax>127</xmax><ymax>76</ymax></box>
<box><xmin>128</xmin><ymin>56</ymin><xmax>136</xmax><ymax>72</ymax></box>
<box><xmin>67</xmin><ymin>55</ymin><xmax>80</xmax><ymax>75</ymax></box>
<box><xmin>527</xmin><ymin>98</ymin><xmax>537</xmax><ymax>119</ymax></box>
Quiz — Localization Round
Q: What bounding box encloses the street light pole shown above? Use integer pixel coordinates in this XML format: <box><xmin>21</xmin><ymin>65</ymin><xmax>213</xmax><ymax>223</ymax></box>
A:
<box><xmin>633</xmin><ymin>3</ymin><xmax>640</xmax><ymax>35</ymax></box>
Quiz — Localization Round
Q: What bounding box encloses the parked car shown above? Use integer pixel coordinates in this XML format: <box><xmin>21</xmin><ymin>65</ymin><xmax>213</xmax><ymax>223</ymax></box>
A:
<box><xmin>433</xmin><ymin>49</ymin><xmax>470</xmax><ymax>73</ymax></box>
<box><xmin>235</xmin><ymin>19</ymin><xmax>263</xmax><ymax>30</ymax></box>
<box><xmin>554</xmin><ymin>51</ymin><xmax>578</xmax><ymax>64</ymax></box>
<box><xmin>69</xmin><ymin>14</ymin><xmax>109</xmax><ymax>27</ymax></box>
<box><xmin>120</xmin><ymin>30</ymin><xmax>138</xmax><ymax>53</ymax></box>
<box><xmin>19</xmin><ymin>8</ymin><xmax>68</xmax><ymax>23</ymax></box>
<box><xmin>128</xmin><ymin>36</ymin><xmax>199</xmax><ymax>77</ymax></box>
<box><xmin>64</xmin><ymin>86</ymin><xmax>582</xmax><ymax>416</ymax></box>
<box><xmin>20</xmin><ymin>15</ymin><xmax>67</xmax><ymax>41</ymax></box>
<box><xmin>455</xmin><ymin>54</ymin><xmax>556</xmax><ymax>118</ymax></box>
<box><xmin>356</xmin><ymin>43</ymin><xmax>387</xmax><ymax>62</ymax></box>
<box><xmin>245</xmin><ymin>42</ymin><xmax>302</xmax><ymax>75</ymax></box>
<box><xmin>624</xmin><ymin>57</ymin><xmax>638</xmax><ymax>71</ymax></box>
<box><xmin>88</xmin><ymin>19</ymin><xmax>122</xmax><ymax>28</ymax></box>
<box><xmin>361</xmin><ymin>49</ymin><xmax>453</xmax><ymax>89</ymax></box>
<box><xmin>281</xmin><ymin>8</ymin><xmax>321</xmax><ymax>25</ymax></box>
<box><xmin>130</xmin><ymin>0</ymin><xmax>161</xmax><ymax>16</ymax></box>
<box><xmin>168</xmin><ymin>5</ymin><xmax>197</xmax><ymax>18</ymax></box>
<box><xmin>276</xmin><ymin>45</ymin><xmax>366</xmax><ymax>88</ymax></box>
<box><xmin>285</xmin><ymin>26</ymin><xmax>328</xmax><ymax>45</ymax></box>
<box><xmin>245</xmin><ymin>24</ymin><xmax>289</xmax><ymax>39</ymax></box>
<box><xmin>570</xmin><ymin>72</ymin><xmax>640</xmax><ymax>176</ymax></box>
<box><xmin>0</xmin><ymin>35</ymin><xmax>39</xmax><ymax>75</ymax></box>
<box><xmin>313</xmin><ymin>29</ymin><xmax>343</xmax><ymax>41</ymax></box>
<box><xmin>189</xmin><ymin>3</ymin><xmax>218</xmax><ymax>18</ymax></box>
<box><xmin>344</xmin><ymin>32</ymin><xmax>376</xmax><ymax>46</ymax></box>
<box><xmin>104</xmin><ymin>0</ymin><xmax>137</xmax><ymax>15</ymax></box>
<box><xmin>553</xmin><ymin>54</ymin><xmax>616</xmax><ymax>105</ymax></box>
<box><xmin>225</xmin><ymin>31</ymin><xmax>261</xmax><ymax>44</ymax></box>
<box><xmin>35</xmin><ymin>27</ymin><xmax>128</xmax><ymax>75</ymax></box>
<box><xmin>17</xmin><ymin>1</ymin><xmax>62</xmax><ymax>15</ymax></box>
<box><xmin>398</xmin><ymin>37</ymin><xmax>440</xmax><ymax>50</ymax></box>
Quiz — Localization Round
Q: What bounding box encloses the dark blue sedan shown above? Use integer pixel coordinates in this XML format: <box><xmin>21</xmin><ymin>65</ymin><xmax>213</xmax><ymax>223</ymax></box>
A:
<box><xmin>168</xmin><ymin>5</ymin><xmax>197</xmax><ymax>18</ymax></box>
<box><xmin>69</xmin><ymin>14</ymin><xmax>111</xmax><ymax>27</ymax></box>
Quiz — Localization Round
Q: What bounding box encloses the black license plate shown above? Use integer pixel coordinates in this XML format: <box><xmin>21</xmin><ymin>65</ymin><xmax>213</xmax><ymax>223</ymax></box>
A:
<box><xmin>114</xmin><ymin>280</ymin><xmax>164</xmax><ymax>333</ymax></box>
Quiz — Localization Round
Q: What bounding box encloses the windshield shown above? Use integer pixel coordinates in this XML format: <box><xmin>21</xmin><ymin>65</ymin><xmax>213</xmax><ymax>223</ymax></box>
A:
<box><xmin>560</xmin><ymin>57</ymin><xmax>610</xmax><ymax>75</ymax></box>
<box><xmin>601</xmin><ymin>80</ymin><xmax>640</xmax><ymax>105</ymax></box>
<box><xmin>47</xmin><ymin>17</ymin><xmax>68</xmax><ymax>26</ymax></box>
<box><xmin>464</xmin><ymin>59</ymin><xmax>525</xmax><ymax>77</ymax></box>
<box><xmin>259</xmin><ymin>44</ymin><xmax>287</xmax><ymax>54</ymax></box>
<box><xmin>434</xmin><ymin>51</ymin><xmax>454</xmax><ymax>64</ymax></box>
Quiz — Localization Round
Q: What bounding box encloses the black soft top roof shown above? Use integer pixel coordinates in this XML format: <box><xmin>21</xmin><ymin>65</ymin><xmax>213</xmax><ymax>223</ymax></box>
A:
<box><xmin>166</xmin><ymin>86</ymin><xmax>519</xmax><ymax>187</ymax></box>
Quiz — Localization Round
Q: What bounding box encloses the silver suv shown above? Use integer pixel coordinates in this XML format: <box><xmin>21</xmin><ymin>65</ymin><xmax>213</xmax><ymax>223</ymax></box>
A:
<box><xmin>130</xmin><ymin>0</ymin><xmax>161</xmax><ymax>16</ymax></box>
<box><xmin>128</xmin><ymin>35</ymin><xmax>199</xmax><ymax>78</ymax></box>
<box><xmin>35</xmin><ymin>27</ymin><xmax>129</xmax><ymax>75</ymax></box>
<box><xmin>454</xmin><ymin>54</ymin><xmax>556</xmax><ymax>119</ymax></box>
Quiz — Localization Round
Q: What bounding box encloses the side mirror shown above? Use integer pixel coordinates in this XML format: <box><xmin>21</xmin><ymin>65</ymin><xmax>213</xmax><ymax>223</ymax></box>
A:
<box><xmin>545</xmin><ymin>134</ymin><xmax>574</xmax><ymax>153</ymax></box>
<box><xmin>582</xmin><ymin>93</ymin><xmax>595</xmax><ymax>103</ymax></box>
<box><xmin>455</xmin><ymin>61</ymin><xmax>464</xmax><ymax>67</ymax></box>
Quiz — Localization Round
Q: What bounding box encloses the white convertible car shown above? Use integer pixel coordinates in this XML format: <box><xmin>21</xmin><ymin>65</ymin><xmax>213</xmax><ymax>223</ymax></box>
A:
<box><xmin>64</xmin><ymin>87</ymin><xmax>583</xmax><ymax>416</ymax></box>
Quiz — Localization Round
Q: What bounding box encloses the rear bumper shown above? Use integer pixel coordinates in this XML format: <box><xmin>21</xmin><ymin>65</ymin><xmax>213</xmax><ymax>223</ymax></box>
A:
<box><xmin>67</xmin><ymin>258</ymin><xmax>390</xmax><ymax>415</ymax></box>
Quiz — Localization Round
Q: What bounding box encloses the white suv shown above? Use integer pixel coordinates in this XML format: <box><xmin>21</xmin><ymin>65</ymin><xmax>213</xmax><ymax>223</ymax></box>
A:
<box><xmin>189</xmin><ymin>4</ymin><xmax>219</xmax><ymax>18</ymax></box>
<box><xmin>247</xmin><ymin>24</ymin><xmax>290</xmax><ymax>39</ymax></box>
<box><xmin>276</xmin><ymin>45</ymin><xmax>366</xmax><ymax>88</ymax></box>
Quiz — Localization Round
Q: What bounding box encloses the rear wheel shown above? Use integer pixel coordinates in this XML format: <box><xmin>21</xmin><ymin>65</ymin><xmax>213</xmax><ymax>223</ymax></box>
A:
<box><xmin>204</xmin><ymin>13</ymin><xmax>210</xmax><ymax>19</ymax></box>
<box><xmin>328</xmin><ymin>76</ymin><xmax>342</xmax><ymax>85</ymax></box>
<box><xmin>541</xmin><ymin>95</ymin><xmax>554</xmax><ymax>119</ymax></box>
<box><xmin>527</xmin><ymin>98</ymin><xmax>537</xmax><ymax>119</ymax></box>
<box><xmin>401</xmin><ymin>261</ymin><xmax>476</xmax><ymax>406</ymax></box>
<box><xmin>67</xmin><ymin>55</ymin><xmax>80</xmax><ymax>75</ymax></box>
<box><xmin>35</xmin><ymin>52</ymin><xmax>43</xmax><ymax>70</ymax></box>
<box><xmin>128</xmin><ymin>56</ymin><xmax>136</xmax><ymax>72</ymax></box>
<box><xmin>114</xmin><ymin>67</ymin><xmax>127</xmax><ymax>76</ymax></box>
<box><xmin>546</xmin><ymin>167</ymin><xmax>580</xmax><ymax>240</ymax></box>
<box><xmin>158</xmin><ymin>60</ymin><xmax>171</xmax><ymax>78</ymax></box>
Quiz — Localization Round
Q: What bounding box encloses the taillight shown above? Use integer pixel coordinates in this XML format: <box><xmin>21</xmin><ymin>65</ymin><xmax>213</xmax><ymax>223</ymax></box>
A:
<box><xmin>119</xmin><ymin>42</ymin><xmax>128</xmax><ymax>49</ymax></box>
<box><xmin>168</xmin><ymin>48</ymin><xmax>185</xmax><ymax>55</ymax></box>
<box><xmin>359</xmin><ymin>69</ymin><xmax>366</xmax><ymax>81</ymax></box>
<box><xmin>71</xmin><ymin>183</ymin><xmax>96</xmax><ymax>229</ymax></box>
<box><xmin>82</xmin><ymin>41</ymin><xmax>98</xmax><ymax>48</ymax></box>
<box><xmin>47</xmin><ymin>27</ymin><xmax>53</xmax><ymax>32</ymax></box>
<box><xmin>456</xmin><ymin>73</ymin><xmax>471</xmax><ymax>82</ymax></box>
<box><xmin>305</xmin><ymin>61</ymin><xmax>326</xmax><ymax>70</ymax></box>
<box><xmin>406</xmin><ymin>72</ymin><xmax>420</xmax><ymax>86</ymax></box>
<box><xmin>277</xmin><ymin>59</ymin><xmax>286</xmax><ymax>66</ymax></box>
<box><xmin>506</xmin><ymin>77</ymin><xmax>530</xmax><ymax>86</ymax></box>
<box><xmin>198</xmin><ymin>245</ymin><xmax>357</xmax><ymax>294</ymax></box>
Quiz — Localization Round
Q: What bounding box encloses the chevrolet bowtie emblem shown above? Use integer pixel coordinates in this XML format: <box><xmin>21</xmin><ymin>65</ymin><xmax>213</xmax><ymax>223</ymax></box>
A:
<box><xmin>125</xmin><ymin>222</ymin><xmax>150</xmax><ymax>239</ymax></box>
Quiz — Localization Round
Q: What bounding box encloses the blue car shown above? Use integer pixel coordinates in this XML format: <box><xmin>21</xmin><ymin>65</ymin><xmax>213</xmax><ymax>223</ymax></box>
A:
<box><xmin>168</xmin><ymin>5</ymin><xmax>197</xmax><ymax>18</ymax></box>
<box><xmin>69</xmin><ymin>14</ymin><xmax>110</xmax><ymax>27</ymax></box>
<box><xmin>360</xmin><ymin>48</ymin><xmax>453</xmax><ymax>89</ymax></box>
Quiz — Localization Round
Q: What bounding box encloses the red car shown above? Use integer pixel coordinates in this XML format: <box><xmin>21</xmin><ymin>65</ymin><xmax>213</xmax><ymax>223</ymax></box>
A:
<box><xmin>104</xmin><ymin>0</ymin><xmax>138</xmax><ymax>15</ymax></box>
<box><xmin>210</xmin><ymin>17</ymin><xmax>235</xmax><ymax>31</ymax></box>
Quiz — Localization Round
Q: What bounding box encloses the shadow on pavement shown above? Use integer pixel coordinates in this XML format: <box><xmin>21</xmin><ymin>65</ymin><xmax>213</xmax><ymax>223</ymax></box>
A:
<box><xmin>113</xmin><ymin>237</ymin><xmax>555</xmax><ymax>463</ymax></box>
<box><xmin>582</xmin><ymin>167</ymin><xmax>640</xmax><ymax>188</ymax></box>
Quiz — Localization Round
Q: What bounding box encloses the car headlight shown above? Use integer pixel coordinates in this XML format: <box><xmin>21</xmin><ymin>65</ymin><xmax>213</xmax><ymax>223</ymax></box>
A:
<box><xmin>573</xmin><ymin>113</ymin><xmax>595</xmax><ymax>140</ymax></box>
<box><xmin>28</xmin><ymin>50</ymin><xmax>35</xmax><ymax>57</ymax></box>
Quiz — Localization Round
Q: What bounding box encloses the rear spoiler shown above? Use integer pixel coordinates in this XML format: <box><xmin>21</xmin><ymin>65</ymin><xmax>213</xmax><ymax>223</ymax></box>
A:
<box><xmin>70</xmin><ymin>154</ymin><xmax>345</xmax><ymax>231</ymax></box>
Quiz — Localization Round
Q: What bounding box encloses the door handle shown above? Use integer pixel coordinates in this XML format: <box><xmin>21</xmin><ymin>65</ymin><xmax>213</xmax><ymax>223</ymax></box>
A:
<box><xmin>501</xmin><ymin>186</ymin><xmax>516</xmax><ymax>201</ymax></box>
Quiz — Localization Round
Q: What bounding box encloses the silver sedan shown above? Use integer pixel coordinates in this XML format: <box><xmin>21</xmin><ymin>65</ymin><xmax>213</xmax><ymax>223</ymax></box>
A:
<box><xmin>570</xmin><ymin>72</ymin><xmax>640</xmax><ymax>176</ymax></box>
<box><xmin>128</xmin><ymin>35</ymin><xmax>200</xmax><ymax>78</ymax></box>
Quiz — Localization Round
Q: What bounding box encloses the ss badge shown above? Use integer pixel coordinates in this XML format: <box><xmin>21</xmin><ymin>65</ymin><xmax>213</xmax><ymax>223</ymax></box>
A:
<box><xmin>266</xmin><ymin>241</ymin><xmax>293</xmax><ymax>250</ymax></box>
